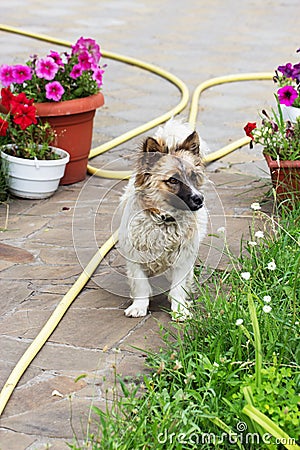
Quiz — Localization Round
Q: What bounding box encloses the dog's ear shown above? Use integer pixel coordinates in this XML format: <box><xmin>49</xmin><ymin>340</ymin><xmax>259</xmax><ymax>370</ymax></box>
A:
<box><xmin>143</xmin><ymin>137</ymin><xmax>168</xmax><ymax>153</ymax></box>
<box><xmin>181</xmin><ymin>131</ymin><xmax>200</xmax><ymax>155</ymax></box>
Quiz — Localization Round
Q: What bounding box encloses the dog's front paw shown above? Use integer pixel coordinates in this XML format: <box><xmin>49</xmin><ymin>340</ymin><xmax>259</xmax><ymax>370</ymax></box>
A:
<box><xmin>124</xmin><ymin>302</ymin><xmax>148</xmax><ymax>318</ymax></box>
<box><xmin>171</xmin><ymin>301</ymin><xmax>191</xmax><ymax>322</ymax></box>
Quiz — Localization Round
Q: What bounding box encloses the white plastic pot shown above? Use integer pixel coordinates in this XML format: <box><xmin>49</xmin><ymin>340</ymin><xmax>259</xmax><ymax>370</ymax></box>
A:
<box><xmin>1</xmin><ymin>146</ymin><xmax>70</xmax><ymax>199</ymax></box>
<box><xmin>280</xmin><ymin>104</ymin><xmax>300</xmax><ymax>123</ymax></box>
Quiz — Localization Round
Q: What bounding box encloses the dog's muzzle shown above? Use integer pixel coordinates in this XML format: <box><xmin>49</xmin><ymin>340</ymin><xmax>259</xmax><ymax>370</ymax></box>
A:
<box><xmin>168</xmin><ymin>190</ymin><xmax>205</xmax><ymax>211</ymax></box>
<box><xmin>188</xmin><ymin>193</ymin><xmax>204</xmax><ymax>211</ymax></box>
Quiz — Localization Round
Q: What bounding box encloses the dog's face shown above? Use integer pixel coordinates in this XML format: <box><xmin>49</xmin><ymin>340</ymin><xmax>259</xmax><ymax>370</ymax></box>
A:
<box><xmin>135</xmin><ymin>131</ymin><xmax>205</xmax><ymax>213</ymax></box>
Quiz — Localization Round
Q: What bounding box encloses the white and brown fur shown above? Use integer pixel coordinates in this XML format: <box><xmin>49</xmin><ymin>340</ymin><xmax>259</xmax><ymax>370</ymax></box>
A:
<box><xmin>118</xmin><ymin>119</ymin><xmax>208</xmax><ymax>320</ymax></box>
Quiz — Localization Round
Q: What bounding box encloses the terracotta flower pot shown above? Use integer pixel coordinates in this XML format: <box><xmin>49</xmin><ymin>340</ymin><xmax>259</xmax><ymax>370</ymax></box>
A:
<box><xmin>264</xmin><ymin>153</ymin><xmax>300</xmax><ymax>206</ymax></box>
<box><xmin>35</xmin><ymin>92</ymin><xmax>104</xmax><ymax>185</ymax></box>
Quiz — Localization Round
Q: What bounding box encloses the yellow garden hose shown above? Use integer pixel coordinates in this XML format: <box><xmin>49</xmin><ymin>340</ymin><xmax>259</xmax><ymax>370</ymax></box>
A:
<box><xmin>189</xmin><ymin>73</ymin><xmax>273</xmax><ymax>164</ymax></box>
<box><xmin>0</xmin><ymin>24</ymin><xmax>273</xmax><ymax>416</ymax></box>
<box><xmin>0</xmin><ymin>231</ymin><xmax>118</xmax><ymax>416</ymax></box>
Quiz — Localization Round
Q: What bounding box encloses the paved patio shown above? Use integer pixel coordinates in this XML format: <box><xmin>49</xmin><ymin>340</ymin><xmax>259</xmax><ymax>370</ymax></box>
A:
<box><xmin>0</xmin><ymin>1</ymin><xmax>299</xmax><ymax>448</ymax></box>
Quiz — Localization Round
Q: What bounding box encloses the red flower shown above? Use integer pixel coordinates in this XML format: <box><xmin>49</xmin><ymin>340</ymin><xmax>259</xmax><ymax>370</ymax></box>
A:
<box><xmin>244</xmin><ymin>122</ymin><xmax>257</xmax><ymax>139</ymax></box>
<box><xmin>0</xmin><ymin>117</ymin><xmax>9</xmax><ymax>136</ymax></box>
<box><xmin>1</xmin><ymin>87</ymin><xmax>14</xmax><ymax>111</ymax></box>
<box><xmin>1</xmin><ymin>89</ymin><xmax>34</xmax><ymax>114</ymax></box>
<box><xmin>14</xmin><ymin>92</ymin><xmax>34</xmax><ymax>106</ymax></box>
<box><xmin>13</xmin><ymin>103</ymin><xmax>37</xmax><ymax>130</ymax></box>
<box><xmin>10</xmin><ymin>92</ymin><xmax>34</xmax><ymax>114</ymax></box>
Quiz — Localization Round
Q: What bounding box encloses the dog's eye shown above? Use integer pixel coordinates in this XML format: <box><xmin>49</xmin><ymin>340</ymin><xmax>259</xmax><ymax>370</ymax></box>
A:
<box><xmin>167</xmin><ymin>177</ymin><xmax>179</xmax><ymax>185</ymax></box>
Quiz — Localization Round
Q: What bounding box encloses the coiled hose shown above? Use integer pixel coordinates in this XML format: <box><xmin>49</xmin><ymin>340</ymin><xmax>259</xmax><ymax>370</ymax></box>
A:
<box><xmin>0</xmin><ymin>24</ymin><xmax>273</xmax><ymax>415</ymax></box>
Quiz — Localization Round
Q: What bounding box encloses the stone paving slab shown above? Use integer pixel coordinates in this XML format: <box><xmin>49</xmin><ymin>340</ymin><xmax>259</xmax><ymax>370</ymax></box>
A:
<box><xmin>0</xmin><ymin>430</ymin><xmax>35</xmax><ymax>450</ymax></box>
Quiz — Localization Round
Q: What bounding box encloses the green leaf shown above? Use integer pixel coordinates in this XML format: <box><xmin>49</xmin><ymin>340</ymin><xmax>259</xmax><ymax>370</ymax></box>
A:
<box><xmin>118</xmin><ymin>377</ymin><xmax>130</xmax><ymax>397</ymax></box>
<box><xmin>208</xmin><ymin>416</ymin><xmax>245</xmax><ymax>450</ymax></box>
<box><xmin>242</xmin><ymin>404</ymin><xmax>300</xmax><ymax>450</ymax></box>
<box><xmin>74</xmin><ymin>374</ymin><xmax>87</xmax><ymax>383</ymax></box>
<box><xmin>91</xmin><ymin>405</ymin><xmax>105</xmax><ymax>417</ymax></box>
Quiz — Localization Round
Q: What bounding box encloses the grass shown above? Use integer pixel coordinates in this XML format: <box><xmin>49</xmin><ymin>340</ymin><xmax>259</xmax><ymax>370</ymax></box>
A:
<box><xmin>68</xmin><ymin>202</ymin><xmax>300</xmax><ymax>450</ymax></box>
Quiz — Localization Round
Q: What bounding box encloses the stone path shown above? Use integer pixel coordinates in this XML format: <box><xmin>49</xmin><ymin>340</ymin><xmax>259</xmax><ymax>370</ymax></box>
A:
<box><xmin>1</xmin><ymin>1</ymin><xmax>299</xmax><ymax>448</ymax></box>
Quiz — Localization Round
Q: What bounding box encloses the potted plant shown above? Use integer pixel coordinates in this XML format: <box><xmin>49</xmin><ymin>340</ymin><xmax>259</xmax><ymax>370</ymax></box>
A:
<box><xmin>0</xmin><ymin>36</ymin><xmax>105</xmax><ymax>184</ymax></box>
<box><xmin>0</xmin><ymin>87</ymin><xmax>69</xmax><ymax>199</ymax></box>
<box><xmin>244</xmin><ymin>103</ymin><xmax>300</xmax><ymax>206</ymax></box>
<box><xmin>273</xmin><ymin>47</ymin><xmax>300</xmax><ymax>122</ymax></box>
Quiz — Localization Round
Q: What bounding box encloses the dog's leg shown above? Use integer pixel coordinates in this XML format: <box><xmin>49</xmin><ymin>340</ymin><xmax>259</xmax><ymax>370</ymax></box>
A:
<box><xmin>124</xmin><ymin>262</ymin><xmax>151</xmax><ymax>317</ymax></box>
<box><xmin>169</xmin><ymin>261</ymin><xmax>194</xmax><ymax>321</ymax></box>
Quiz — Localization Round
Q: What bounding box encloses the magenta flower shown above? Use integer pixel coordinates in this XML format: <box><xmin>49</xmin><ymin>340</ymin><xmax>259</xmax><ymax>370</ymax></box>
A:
<box><xmin>48</xmin><ymin>51</ymin><xmax>64</xmax><ymax>67</ymax></box>
<box><xmin>72</xmin><ymin>37</ymin><xmax>101</xmax><ymax>64</ymax></box>
<box><xmin>0</xmin><ymin>64</ymin><xmax>15</xmax><ymax>86</ymax></box>
<box><xmin>69</xmin><ymin>63</ymin><xmax>83</xmax><ymax>79</ymax></box>
<box><xmin>45</xmin><ymin>81</ymin><xmax>64</xmax><ymax>101</ymax></box>
<box><xmin>92</xmin><ymin>67</ymin><xmax>104</xmax><ymax>88</ymax></box>
<box><xmin>277</xmin><ymin>85</ymin><xmax>298</xmax><ymax>106</ymax></box>
<box><xmin>12</xmin><ymin>65</ymin><xmax>32</xmax><ymax>84</ymax></box>
<box><xmin>78</xmin><ymin>50</ymin><xmax>93</xmax><ymax>70</ymax></box>
<box><xmin>35</xmin><ymin>57</ymin><xmax>59</xmax><ymax>80</ymax></box>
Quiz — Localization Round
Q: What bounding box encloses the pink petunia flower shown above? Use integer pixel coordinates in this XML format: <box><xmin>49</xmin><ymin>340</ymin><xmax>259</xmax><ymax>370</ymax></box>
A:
<box><xmin>78</xmin><ymin>50</ymin><xmax>93</xmax><ymax>70</ymax></box>
<box><xmin>72</xmin><ymin>37</ymin><xmax>101</xmax><ymax>64</ymax></box>
<box><xmin>69</xmin><ymin>63</ymin><xmax>83</xmax><ymax>79</ymax></box>
<box><xmin>92</xmin><ymin>67</ymin><xmax>105</xmax><ymax>88</ymax></box>
<box><xmin>0</xmin><ymin>64</ymin><xmax>15</xmax><ymax>86</ymax></box>
<box><xmin>35</xmin><ymin>57</ymin><xmax>59</xmax><ymax>81</ymax></box>
<box><xmin>48</xmin><ymin>50</ymin><xmax>64</xmax><ymax>67</ymax></box>
<box><xmin>277</xmin><ymin>85</ymin><xmax>298</xmax><ymax>106</ymax></box>
<box><xmin>45</xmin><ymin>81</ymin><xmax>65</xmax><ymax>101</ymax></box>
<box><xmin>12</xmin><ymin>65</ymin><xmax>32</xmax><ymax>84</ymax></box>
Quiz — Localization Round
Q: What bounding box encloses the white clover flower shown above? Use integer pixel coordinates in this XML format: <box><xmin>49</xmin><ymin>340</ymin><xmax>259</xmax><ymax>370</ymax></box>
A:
<box><xmin>236</xmin><ymin>318</ymin><xmax>244</xmax><ymax>326</ymax></box>
<box><xmin>248</xmin><ymin>241</ymin><xmax>257</xmax><ymax>247</ymax></box>
<box><xmin>263</xmin><ymin>304</ymin><xmax>272</xmax><ymax>313</ymax></box>
<box><xmin>267</xmin><ymin>260</ymin><xmax>276</xmax><ymax>271</ymax></box>
<box><xmin>173</xmin><ymin>360</ymin><xmax>183</xmax><ymax>370</ymax></box>
<box><xmin>217</xmin><ymin>226</ymin><xmax>226</xmax><ymax>234</ymax></box>
<box><xmin>241</xmin><ymin>272</ymin><xmax>251</xmax><ymax>280</ymax></box>
<box><xmin>251</xmin><ymin>202</ymin><xmax>261</xmax><ymax>211</ymax></box>
<box><xmin>254</xmin><ymin>231</ymin><xmax>264</xmax><ymax>239</ymax></box>
<box><xmin>263</xmin><ymin>295</ymin><xmax>271</xmax><ymax>303</ymax></box>
<box><xmin>184</xmin><ymin>372</ymin><xmax>196</xmax><ymax>384</ymax></box>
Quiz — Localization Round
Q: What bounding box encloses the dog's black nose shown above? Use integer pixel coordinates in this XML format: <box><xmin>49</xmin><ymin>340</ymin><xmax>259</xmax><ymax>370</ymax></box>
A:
<box><xmin>190</xmin><ymin>193</ymin><xmax>204</xmax><ymax>210</ymax></box>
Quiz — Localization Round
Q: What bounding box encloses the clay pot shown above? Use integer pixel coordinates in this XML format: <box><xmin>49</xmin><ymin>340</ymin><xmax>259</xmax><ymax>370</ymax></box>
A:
<box><xmin>35</xmin><ymin>93</ymin><xmax>104</xmax><ymax>185</ymax></box>
<box><xmin>264</xmin><ymin>153</ymin><xmax>300</xmax><ymax>206</ymax></box>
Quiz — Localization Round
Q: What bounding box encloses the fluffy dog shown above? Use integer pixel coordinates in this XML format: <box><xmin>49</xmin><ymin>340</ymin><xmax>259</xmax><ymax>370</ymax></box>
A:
<box><xmin>118</xmin><ymin>119</ymin><xmax>208</xmax><ymax>320</ymax></box>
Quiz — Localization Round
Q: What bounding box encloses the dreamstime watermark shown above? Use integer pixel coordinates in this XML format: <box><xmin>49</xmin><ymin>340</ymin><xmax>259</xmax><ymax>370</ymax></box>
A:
<box><xmin>157</xmin><ymin>422</ymin><xmax>297</xmax><ymax>446</ymax></box>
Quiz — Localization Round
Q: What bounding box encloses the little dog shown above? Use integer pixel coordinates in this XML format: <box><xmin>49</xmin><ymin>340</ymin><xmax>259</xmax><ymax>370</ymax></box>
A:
<box><xmin>118</xmin><ymin>118</ymin><xmax>208</xmax><ymax>320</ymax></box>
